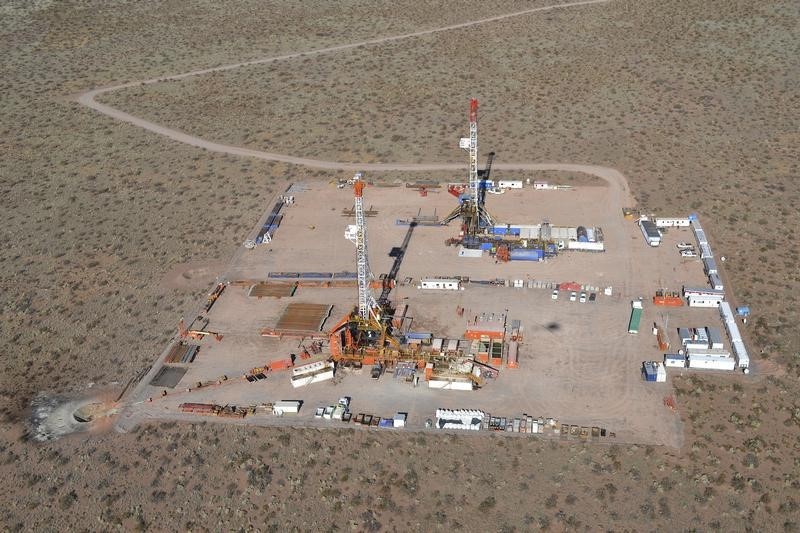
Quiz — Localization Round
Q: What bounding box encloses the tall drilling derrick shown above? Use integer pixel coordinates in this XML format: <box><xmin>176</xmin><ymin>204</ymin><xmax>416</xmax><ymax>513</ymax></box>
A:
<box><xmin>443</xmin><ymin>98</ymin><xmax>494</xmax><ymax>234</ymax></box>
<box><xmin>351</xmin><ymin>173</ymin><xmax>380</xmax><ymax>322</ymax></box>
<box><xmin>468</xmin><ymin>97</ymin><xmax>480</xmax><ymax>227</ymax></box>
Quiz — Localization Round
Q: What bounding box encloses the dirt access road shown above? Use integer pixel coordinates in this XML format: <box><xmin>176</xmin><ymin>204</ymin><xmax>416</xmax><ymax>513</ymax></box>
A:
<box><xmin>73</xmin><ymin>0</ymin><xmax>624</xmax><ymax>183</ymax></box>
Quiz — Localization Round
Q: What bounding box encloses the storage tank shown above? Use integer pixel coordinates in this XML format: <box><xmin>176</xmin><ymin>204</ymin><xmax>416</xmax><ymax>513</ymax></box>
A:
<box><xmin>509</xmin><ymin>248</ymin><xmax>544</xmax><ymax>261</ymax></box>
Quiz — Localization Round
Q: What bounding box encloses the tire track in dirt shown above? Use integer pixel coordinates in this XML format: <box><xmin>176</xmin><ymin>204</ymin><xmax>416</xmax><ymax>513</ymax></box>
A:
<box><xmin>74</xmin><ymin>0</ymin><xmax>614</xmax><ymax>177</ymax></box>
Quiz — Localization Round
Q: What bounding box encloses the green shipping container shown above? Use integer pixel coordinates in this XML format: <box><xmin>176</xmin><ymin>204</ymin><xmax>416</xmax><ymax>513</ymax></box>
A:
<box><xmin>628</xmin><ymin>304</ymin><xmax>643</xmax><ymax>334</ymax></box>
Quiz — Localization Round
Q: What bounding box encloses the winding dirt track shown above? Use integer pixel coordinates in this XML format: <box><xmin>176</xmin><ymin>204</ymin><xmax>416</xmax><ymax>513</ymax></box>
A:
<box><xmin>75</xmin><ymin>0</ymin><xmax>629</xmax><ymax>195</ymax></box>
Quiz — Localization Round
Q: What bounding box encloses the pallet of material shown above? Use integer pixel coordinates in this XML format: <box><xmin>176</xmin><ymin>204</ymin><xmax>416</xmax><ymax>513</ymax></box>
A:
<box><xmin>179</xmin><ymin>403</ymin><xmax>219</xmax><ymax>415</ymax></box>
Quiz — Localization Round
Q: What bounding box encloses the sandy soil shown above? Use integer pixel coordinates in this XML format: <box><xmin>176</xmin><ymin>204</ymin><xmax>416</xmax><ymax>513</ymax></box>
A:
<box><xmin>2</xmin><ymin>0</ymin><xmax>799</xmax><ymax>530</ymax></box>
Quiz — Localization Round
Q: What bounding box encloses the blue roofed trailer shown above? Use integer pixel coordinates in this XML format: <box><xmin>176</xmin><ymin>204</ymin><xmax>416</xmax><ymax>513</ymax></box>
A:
<box><xmin>509</xmin><ymin>248</ymin><xmax>544</xmax><ymax>261</ymax></box>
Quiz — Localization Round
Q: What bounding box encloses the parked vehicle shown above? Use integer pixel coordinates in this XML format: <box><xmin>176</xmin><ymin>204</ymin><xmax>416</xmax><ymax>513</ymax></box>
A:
<box><xmin>551</xmin><ymin>289</ymin><xmax>559</xmax><ymax>300</ymax></box>
<box><xmin>589</xmin><ymin>293</ymin><xmax>597</xmax><ymax>302</ymax></box>
<box><xmin>681</xmin><ymin>250</ymin><xmax>698</xmax><ymax>258</ymax></box>
<box><xmin>570</xmin><ymin>292</ymin><xmax>577</xmax><ymax>302</ymax></box>
<box><xmin>676</xmin><ymin>242</ymin><xmax>694</xmax><ymax>249</ymax></box>
<box><xmin>579</xmin><ymin>292</ymin><xmax>587</xmax><ymax>303</ymax></box>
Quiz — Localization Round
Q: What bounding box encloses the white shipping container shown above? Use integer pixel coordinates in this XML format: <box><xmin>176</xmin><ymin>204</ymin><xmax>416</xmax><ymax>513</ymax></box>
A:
<box><xmin>688</xmin><ymin>355</ymin><xmax>736</xmax><ymax>371</ymax></box>
<box><xmin>273</xmin><ymin>400</ymin><xmax>301</xmax><ymax>414</ymax></box>
<box><xmin>428</xmin><ymin>379</ymin><xmax>473</xmax><ymax>390</ymax></box>
<box><xmin>732</xmin><ymin>339</ymin><xmax>750</xmax><ymax>369</ymax></box>
<box><xmin>567</xmin><ymin>241</ymin><xmax>605</xmax><ymax>251</ymax></box>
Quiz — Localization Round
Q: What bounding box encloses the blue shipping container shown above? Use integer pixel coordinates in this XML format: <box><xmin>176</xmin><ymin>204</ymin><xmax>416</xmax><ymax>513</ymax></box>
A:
<box><xmin>492</xmin><ymin>227</ymin><xmax>507</xmax><ymax>235</ymax></box>
<box><xmin>406</xmin><ymin>332</ymin><xmax>433</xmax><ymax>340</ymax></box>
<box><xmin>480</xmin><ymin>242</ymin><xmax>494</xmax><ymax>250</ymax></box>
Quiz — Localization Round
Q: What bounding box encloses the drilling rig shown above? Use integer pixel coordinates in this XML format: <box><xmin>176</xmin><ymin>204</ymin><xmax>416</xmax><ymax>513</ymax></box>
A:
<box><xmin>329</xmin><ymin>173</ymin><xmax>398</xmax><ymax>355</ymax></box>
<box><xmin>442</xmin><ymin>98</ymin><xmax>495</xmax><ymax>235</ymax></box>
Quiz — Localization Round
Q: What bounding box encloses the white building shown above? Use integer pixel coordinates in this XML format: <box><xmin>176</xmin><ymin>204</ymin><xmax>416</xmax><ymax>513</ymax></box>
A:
<box><xmin>687</xmin><ymin>294</ymin><xmax>724</xmax><ymax>308</ymax></box>
<box><xmin>655</xmin><ymin>218</ymin><xmax>690</xmax><ymax>227</ymax></box>
<box><xmin>639</xmin><ymin>219</ymin><xmax>662</xmax><ymax>246</ymax></box>
<box><xmin>419</xmin><ymin>278</ymin><xmax>462</xmax><ymax>290</ymax></box>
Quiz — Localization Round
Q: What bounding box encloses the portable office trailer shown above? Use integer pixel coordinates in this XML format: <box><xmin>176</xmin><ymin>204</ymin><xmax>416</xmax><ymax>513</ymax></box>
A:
<box><xmin>700</xmin><ymin>242</ymin><xmax>714</xmax><ymax>259</ymax></box>
<box><xmin>703</xmin><ymin>257</ymin><xmax>718</xmax><ymax>275</ymax></box>
<box><xmin>664</xmin><ymin>354</ymin><xmax>687</xmax><ymax>368</ymax></box>
<box><xmin>419</xmin><ymin>278</ymin><xmax>461</xmax><ymax>290</ymax></box>
<box><xmin>688</xmin><ymin>355</ymin><xmax>735</xmax><ymax>371</ymax></box>
<box><xmin>709</xmin><ymin>273</ymin><xmax>724</xmax><ymax>290</ymax></box>
<box><xmin>719</xmin><ymin>302</ymin><xmax>742</xmax><ymax>343</ymax></box>
<box><xmin>707</xmin><ymin>327</ymin><xmax>724</xmax><ymax>349</ymax></box>
<box><xmin>686</xmin><ymin>347</ymin><xmax>731</xmax><ymax>359</ymax></box>
<box><xmin>655</xmin><ymin>218</ymin><xmax>690</xmax><ymax>227</ymax></box>
<box><xmin>498</xmin><ymin>180</ymin><xmax>523</xmax><ymax>189</ymax></box>
<box><xmin>639</xmin><ymin>220</ymin><xmax>662</xmax><ymax>246</ymax></box>
<box><xmin>732</xmin><ymin>339</ymin><xmax>750</xmax><ymax>371</ymax></box>
<box><xmin>683</xmin><ymin>287</ymin><xmax>725</xmax><ymax>298</ymax></box>
<box><xmin>687</xmin><ymin>294</ymin><xmax>724</xmax><ymax>308</ymax></box>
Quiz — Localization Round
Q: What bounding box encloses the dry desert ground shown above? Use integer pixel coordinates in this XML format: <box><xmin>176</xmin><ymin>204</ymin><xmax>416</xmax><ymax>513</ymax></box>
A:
<box><xmin>1</xmin><ymin>0</ymin><xmax>799</xmax><ymax>530</ymax></box>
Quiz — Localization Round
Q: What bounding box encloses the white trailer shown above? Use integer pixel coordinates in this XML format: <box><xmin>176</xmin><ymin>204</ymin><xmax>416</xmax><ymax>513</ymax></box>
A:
<box><xmin>567</xmin><ymin>241</ymin><xmax>605</xmax><ymax>251</ymax></box>
<box><xmin>639</xmin><ymin>219</ymin><xmax>662</xmax><ymax>246</ymax></box>
<box><xmin>428</xmin><ymin>378</ymin><xmax>474</xmax><ymax>390</ymax></box>
<box><xmin>687</xmin><ymin>294</ymin><xmax>724</xmax><ymax>307</ymax></box>
<box><xmin>709</xmin><ymin>273</ymin><xmax>724</xmax><ymax>290</ymax></box>
<box><xmin>686</xmin><ymin>347</ymin><xmax>731</xmax><ymax>358</ymax></box>
<box><xmin>498</xmin><ymin>180</ymin><xmax>523</xmax><ymax>189</ymax></box>
<box><xmin>273</xmin><ymin>400</ymin><xmax>301</xmax><ymax>415</ymax></box>
<box><xmin>688</xmin><ymin>355</ymin><xmax>736</xmax><ymax>371</ymax></box>
<box><xmin>732</xmin><ymin>339</ymin><xmax>750</xmax><ymax>371</ymax></box>
<box><xmin>664</xmin><ymin>354</ymin><xmax>687</xmax><ymax>368</ymax></box>
<box><xmin>655</xmin><ymin>218</ymin><xmax>690</xmax><ymax>227</ymax></box>
<box><xmin>419</xmin><ymin>278</ymin><xmax>462</xmax><ymax>290</ymax></box>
